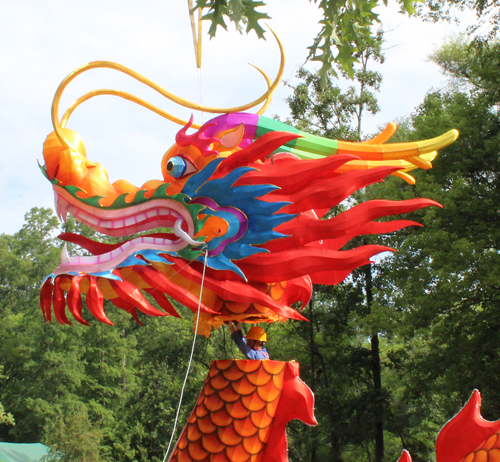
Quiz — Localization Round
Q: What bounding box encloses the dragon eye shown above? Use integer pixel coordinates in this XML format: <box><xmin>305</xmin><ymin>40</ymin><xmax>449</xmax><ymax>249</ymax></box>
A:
<box><xmin>166</xmin><ymin>156</ymin><xmax>197</xmax><ymax>179</ymax></box>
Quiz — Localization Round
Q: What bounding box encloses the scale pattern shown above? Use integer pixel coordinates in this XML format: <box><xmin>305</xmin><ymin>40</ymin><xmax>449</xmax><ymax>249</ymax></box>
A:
<box><xmin>463</xmin><ymin>433</ymin><xmax>500</xmax><ymax>462</ymax></box>
<box><xmin>436</xmin><ymin>390</ymin><xmax>500</xmax><ymax>462</ymax></box>
<box><xmin>169</xmin><ymin>360</ymin><xmax>314</xmax><ymax>462</ymax></box>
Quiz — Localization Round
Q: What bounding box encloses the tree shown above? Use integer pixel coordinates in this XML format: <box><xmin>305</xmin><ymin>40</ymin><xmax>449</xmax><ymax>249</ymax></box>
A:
<box><xmin>284</xmin><ymin>30</ymin><xmax>383</xmax><ymax>141</ymax></box>
<box><xmin>277</xmin><ymin>37</ymin><xmax>400</xmax><ymax>462</ymax></box>
<box><xmin>41</xmin><ymin>408</ymin><xmax>109</xmax><ymax>462</ymax></box>
<box><xmin>0</xmin><ymin>208</ymin><xmax>237</xmax><ymax>460</ymax></box>
<box><xmin>365</xmin><ymin>36</ymin><xmax>500</xmax><ymax>460</ymax></box>
<box><xmin>195</xmin><ymin>0</ymin><xmax>498</xmax><ymax>81</ymax></box>
<box><xmin>0</xmin><ymin>368</ymin><xmax>14</xmax><ymax>430</ymax></box>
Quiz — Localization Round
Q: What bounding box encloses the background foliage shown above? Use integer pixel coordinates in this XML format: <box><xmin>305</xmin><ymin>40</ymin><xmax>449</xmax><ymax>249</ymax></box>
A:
<box><xmin>195</xmin><ymin>0</ymin><xmax>499</xmax><ymax>80</ymax></box>
<box><xmin>1</xmin><ymin>36</ymin><xmax>499</xmax><ymax>462</ymax></box>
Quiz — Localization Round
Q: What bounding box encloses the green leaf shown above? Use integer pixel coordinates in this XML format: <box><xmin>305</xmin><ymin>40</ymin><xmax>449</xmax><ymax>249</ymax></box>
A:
<box><xmin>198</xmin><ymin>0</ymin><xmax>270</xmax><ymax>39</ymax></box>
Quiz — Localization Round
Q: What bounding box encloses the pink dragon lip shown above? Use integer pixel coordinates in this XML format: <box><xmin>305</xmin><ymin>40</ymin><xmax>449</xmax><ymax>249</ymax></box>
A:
<box><xmin>54</xmin><ymin>235</ymin><xmax>188</xmax><ymax>276</ymax></box>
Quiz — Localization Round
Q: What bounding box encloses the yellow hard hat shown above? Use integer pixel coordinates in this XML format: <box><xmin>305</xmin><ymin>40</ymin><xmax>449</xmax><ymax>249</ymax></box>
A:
<box><xmin>245</xmin><ymin>326</ymin><xmax>267</xmax><ymax>342</ymax></box>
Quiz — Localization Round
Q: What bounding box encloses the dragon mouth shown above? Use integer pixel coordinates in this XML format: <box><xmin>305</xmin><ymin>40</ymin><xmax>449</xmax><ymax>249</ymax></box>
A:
<box><xmin>54</xmin><ymin>187</ymin><xmax>195</xmax><ymax>237</ymax></box>
<box><xmin>53</xmin><ymin>187</ymin><xmax>202</xmax><ymax>276</ymax></box>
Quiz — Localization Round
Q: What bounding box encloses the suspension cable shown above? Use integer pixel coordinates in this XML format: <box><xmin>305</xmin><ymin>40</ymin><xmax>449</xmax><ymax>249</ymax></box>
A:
<box><xmin>162</xmin><ymin>245</ymin><xmax>209</xmax><ymax>462</ymax></box>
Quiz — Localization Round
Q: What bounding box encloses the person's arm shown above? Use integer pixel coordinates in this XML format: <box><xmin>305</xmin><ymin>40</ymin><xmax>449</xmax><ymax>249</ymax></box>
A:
<box><xmin>230</xmin><ymin>322</ymin><xmax>254</xmax><ymax>358</ymax></box>
<box><xmin>231</xmin><ymin>329</ymin><xmax>251</xmax><ymax>357</ymax></box>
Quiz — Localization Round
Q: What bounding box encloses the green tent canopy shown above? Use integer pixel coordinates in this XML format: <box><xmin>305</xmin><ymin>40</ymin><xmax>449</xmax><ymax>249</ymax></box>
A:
<box><xmin>0</xmin><ymin>443</ymin><xmax>49</xmax><ymax>462</ymax></box>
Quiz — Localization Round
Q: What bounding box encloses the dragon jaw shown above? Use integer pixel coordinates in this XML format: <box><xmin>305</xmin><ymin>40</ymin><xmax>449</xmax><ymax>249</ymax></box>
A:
<box><xmin>50</xmin><ymin>185</ymin><xmax>206</xmax><ymax>277</ymax></box>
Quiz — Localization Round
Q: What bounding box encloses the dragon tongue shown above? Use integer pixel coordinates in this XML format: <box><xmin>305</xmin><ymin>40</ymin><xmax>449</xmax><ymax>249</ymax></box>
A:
<box><xmin>58</xmin><ymin>233</ymin><xmax>125</xmax><ymax>256</ymax></box>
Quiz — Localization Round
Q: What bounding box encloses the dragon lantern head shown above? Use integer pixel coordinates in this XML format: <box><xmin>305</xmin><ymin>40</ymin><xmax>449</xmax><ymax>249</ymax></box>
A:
<box><xmin>40</xmin><ymin>111</ymin><xmax>458</xmax><ymax>336</ymax></box>
<box><xmin>38</xmin><ymin>48</ymin><xmax>458</xmax><ymax>336</ymax></box>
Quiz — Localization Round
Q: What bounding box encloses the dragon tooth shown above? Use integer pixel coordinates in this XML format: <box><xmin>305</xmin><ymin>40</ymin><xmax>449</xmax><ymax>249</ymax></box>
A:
<box><xmin>146</xmin><ymin>209</ymin><xmax>157</xmax><ymax>218</ymax></box>
<box><xmin>53</xmin><ymin>191</ymin><xmax>61</xmax><ymax>220</ymax></box>
<box><xmin>113</xmin><ymin>218</ymin><xmax>125</xmax><ymax>229</ymax></box>
<box><xmin>125</xmin><ymin>216</ymin><xmax>136</xmax><ymax>226</ymax></box>
<box><xmin>60</xmin><ymin>208</ymin><xmax>68</xmax><ymax>223</ymax></box>
<box><xmin>54</xmin><ymin>192</ymin><xmax>68</xmax><ymax>222</ymax></box>
<box><xmin>60</xmin><ymin>243</ymin><xmax>72</xmax><ymax>266</ymax></box>
<box><xmin>98</xmin><ymin>219</ymin><xmax>111</xmax><ymax>228</ymax></box>
<box><xmin>83</xmin><ymin>213</ymin><xmax>99</xmax><ymax>225</ymax></box>
<box><xmin>136</xmin><ymin>213</ymin><xmax>147</xmax><ymax>222</ymax></box>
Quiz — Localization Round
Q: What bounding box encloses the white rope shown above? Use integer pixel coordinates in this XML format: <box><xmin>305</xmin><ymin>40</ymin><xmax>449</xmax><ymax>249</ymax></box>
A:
<box><xmin>161</xmin><ymin>8</ymin><xmax>208</xmax><ymax>459</ymax></box>
<box><xmin>162</xmin><ymin>245</ymin><xmax>209</xmax><ymax>462</ymax></box>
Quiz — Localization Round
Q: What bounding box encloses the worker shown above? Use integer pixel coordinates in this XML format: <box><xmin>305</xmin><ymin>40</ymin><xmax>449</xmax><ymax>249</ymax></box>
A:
<box><xmin>228</xmin><ymin>321</ymin><xmax>269</xmax><ymax>360</ymax></box>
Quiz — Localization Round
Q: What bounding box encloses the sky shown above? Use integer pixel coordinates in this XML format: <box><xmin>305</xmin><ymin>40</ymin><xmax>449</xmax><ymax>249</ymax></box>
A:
<box><xmin>0</xmin><ymin>0</ymin><xmax>476</xmax><ymax>235</ymax></box>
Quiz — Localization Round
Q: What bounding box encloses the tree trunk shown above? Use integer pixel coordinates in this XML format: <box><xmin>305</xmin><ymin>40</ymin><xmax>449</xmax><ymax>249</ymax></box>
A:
<box><xmin>365</xmin><ymin>265</ymin><xmax>384</xmax><ymax>462</ymax></box>
<box><xmin>309</xmin><ymin>296</ymin><xmax>343</xmax><ymax>462</ymax></box>
<box><xmin>309</xmin><ymin>298</ymin><xmax>317</xmax><ymax>462</ymax></box>
<box><xmin>122</xmin><ymin>328</ymin><xmax>127</xmax><ymax>393</ymax></box>
<box><xmin>315</xmin><ymin>350</ymin><xmax>344</xmax><ymax>462</ymax></box>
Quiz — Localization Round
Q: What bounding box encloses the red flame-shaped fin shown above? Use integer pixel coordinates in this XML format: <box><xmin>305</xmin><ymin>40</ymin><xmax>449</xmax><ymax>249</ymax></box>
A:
<box><xmin>398</xmin><ymin>449</ymin><xmax>412</xmax><ymax>462</ymax></box>
<box><xmin>437</xmin><ymin>390</ymin><xmax>500</xmax><ymax>462</ymax></box>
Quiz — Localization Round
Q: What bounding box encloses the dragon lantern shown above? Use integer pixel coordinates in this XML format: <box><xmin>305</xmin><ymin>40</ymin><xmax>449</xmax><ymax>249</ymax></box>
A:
<box><xmin>36</xmin><ymin>26</ymin><xmax>463</xmax><ymax>462</ymax></box>
<box><xmin>39</xmin><ymin>34</ymin><xmax>458</xmax><ymax>337</ymax></box>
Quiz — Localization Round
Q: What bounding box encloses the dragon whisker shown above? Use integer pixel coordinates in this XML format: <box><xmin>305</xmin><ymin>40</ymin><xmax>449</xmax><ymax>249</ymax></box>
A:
<box><xmin>173</xmin><ymin>218</ymin><xmax>203</xmax><ymax>246</ymax></box>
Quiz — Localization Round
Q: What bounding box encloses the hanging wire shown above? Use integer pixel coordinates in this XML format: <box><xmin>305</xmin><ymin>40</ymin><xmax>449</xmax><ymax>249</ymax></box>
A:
<box><xmin>197</xmin><ymin>67</ymin><xmax>204</xmax><ymax>126</ymax></box>
<box><xmin>188</xmin><ymin>0</ymin><xmax>205</xmax><ymax>124</ymax></box>
<box><xmin>162</xmin><ymin>245</ymin><xmax>209</xmax><ymax>462</ymax></box>
<box><xmin>187</xmin><ymin>0</ymin><xmax>202</xmax><ymax>69</ymax></box>
<box><xmin>161</xmin><ymin>9</ymin><xmax>209</xmax><ymax>457</ymax></box>
<box><xmin>196</xmin><ymin>6</ymin><xmax>204</xmax><ymax>125</ymax></box>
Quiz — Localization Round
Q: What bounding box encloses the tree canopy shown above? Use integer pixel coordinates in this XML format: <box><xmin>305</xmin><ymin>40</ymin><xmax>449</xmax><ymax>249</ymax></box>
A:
<box><xmin>1</xmin><ymin>35</ymin><xmax>499</xmax><ymax>462</ymax></box>
<box><xmin>195</xmin><ymin>0</ymin><xmax>499</xmax><ymax>81</ymax></box>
